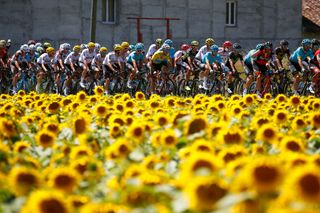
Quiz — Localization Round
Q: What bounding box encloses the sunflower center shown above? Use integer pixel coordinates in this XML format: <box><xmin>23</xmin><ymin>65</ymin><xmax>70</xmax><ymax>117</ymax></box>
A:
<box><xmin>40</xmin><ymin>134</ymin><xmax>53</xmax><ymax>144</ymax></box>
<box><xmin>158</xmin><ymin>117</ymin><xmax>167</xmax><ymax>126</ymax></box>
<box><xmin>187</xmin><ymin>118</ymin><xmax>206</xmax><ymax>135</ymax></box>
<box><xmin>192</xmin><ymin>160</ymin><xmax>214</xmax><ymax>172</ymax></box>
<box><xmin>291</xmin><ymin>97</ymin><xmax>300</xmax><ymax>104</ymax></box>
<box><xmin>286</xmin><ymin>141</ymin><xmax>301</xmax><ymax>152</ymax></box>
<box><xmin>133</xmin><ymin>127</ymin><xmax>143</xmax><ymax>137</ymax></box>
<box><xmin>97</xmin><ymin>106</ymin><xmax>106</xmax><ymax>114</ymax></box>
<box><xmin>75</xmin><ymin>119</ymin><xmax>86</xmax><ymax>134</ymax></box>
<box><xmin>277</xmin><ymin>113</ymin><xmax>286</xmax><ymax>120</ymax></box>
<box><xmin>223</xmin><ymin>132</ymin><xmax>242</xmax><ymax>144</ymax></box>
<box><xmin>257</xmin><ymin>118</ymin><xmax>269</xmax><ymax>126</ymax></box>
<box><xmin>299</xmin><ymin>174</ymin><xmax>320</xmax><ymax>196</ymax></box>
<box><xmin>296</xmin><ymin>119</ymin><xmax>305</xmax><ymax>127</ymax></box>
<box><xmin>196</xmin><ymin>183</ymin><xmax>226</xmax><ymax>203</ymax></box>
<box><xmin>313</xmin><ymin>115</ymin><xmax>320</xmax><ymax>125</ymax></box>
<box><xmin>55</xmin><ymin>174</ymin><xmax>75</xmax><ymax>188</ymax></box>
<box><xmin>197</xmin><ymin>145</ymin><xmax>210</xmax><ymax>152</ymax></box>
<box><xmin>49</xmin><ymin>102</ymin><xmax>59</xmax><ymax>111</ymax></box>
<box><xmin>40</xmin><ymin>199</ymin><xmax>67</xmax><ymax>213</ymax></box>
<box><xmin>263</xmin><ymin>128</ymin><xmax>275</xmax><ymax>139</ymax></box>
<box><xmin>223</xmin><ymin>153</ymin><xmax>237</xmax><ymax>163</ymax></box>
<box><xmin>164</xmin><ymin>136</ymin><xmax>175</xmax><ymax>145</ymax></box>
<box><xmin>17</xmin><ymin>173</ymin><xmax>37</xmax><ymax>185</ymax></box>
<box><xmin>119</xmin><ymin>144</ymin><xmax>129</xmax><ymax>154</ymax></box>
<box><xmin>254</xmin><ymin>165</ymin><xmax>278</xmax><ymax>183</ymax></box>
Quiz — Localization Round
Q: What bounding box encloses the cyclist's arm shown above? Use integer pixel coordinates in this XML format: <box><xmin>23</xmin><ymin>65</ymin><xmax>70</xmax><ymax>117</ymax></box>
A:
<box><xmin>297</xmin><ymin>56</ymin><xmax>304</xmax><ymax>70</ymax></box>
<box><xmin>228</xmin><ymin>58</ymin><xmax>236</xmax><ymax>72</ymax></box>
<box><xmin>317</xmin><ymin>54</ymin><xmax>320</xmax><ymax>65</ymax></box>
<box><xmin>132</xmin><ymin>59</ymin><xmax>138</xmax><ymax>72</ymax></box>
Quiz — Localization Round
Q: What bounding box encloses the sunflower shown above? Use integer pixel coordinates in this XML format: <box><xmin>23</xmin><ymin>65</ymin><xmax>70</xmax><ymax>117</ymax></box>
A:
<box><xmin>109</xmin><ymin>123</ymin><xmax>122</xmax><ymax>138</ymax></box>
<box><xmin>279</xmin><ymin>136</ymin><xmax>305</xmax><ymax>153</ymax></box>
<box><xmin>184</xmin><ymin>116</ymin><xmax>208</xmax><ymax>136</ymax></box>
<box><xmin>73</xmin><ymin>116</ymin><xmax>89</xmax><ymax>135</ymax></box>
<box><xmin>135</xmin><ymin>91</ymin><xmax>145</xmax><ymax>100</ymax></box>
<box><xmin>281</xmin><ymin>165</ymin><xmax>320</xmax><ymax>203</ymax></box>
<box><xmin>231</xmin><ymin>198</ymin><xmax>259</xmax><ymax>213</ymax></box>
<box><xmin>217</xmin><ymin>127</ymin><xmax>244</xmax><ymax>145</ymax></box>
<box><xmin>243</xmin><ymin>94</ymin><xmax>255</xmax><ymax>106</ymax></box>
<box><xmin>94</xmin><ymin>104</ymin><xmax>108</xmax><ymax>118</ymax></box>
<box><xmin>184</xmin><ymin>176</ymin><xmax>227</xmax><ymax>211</ymax></box>
<box><xmin>21</xmin><ymin>189</ymin><xmax>71</xmax><ymax>213</ymax></box>
<box><xmin>0</xmin><ymin>118</ymin><xmax>17</xmax><ymax>138</ymax></box>
<box><xmin>9</xmin><ymin>166</ymin><xmax>41</xmax><ymax>196</ymax></box>
<box><xmin>191</xmin><ymin>139</ymin><xmax>214</xmax><ymax>153</ymax></box>
<box><xmin>69</xmin><ymin>145</ymin><xmax>93</xmax><ymax>160</ymax></box>
<box><xmin>309</xmin><ymin>112</ymin><xmax>320</xmax><ymax>129</ymax></box>
<box><xmin>93</xmin><ymin>86</ymin><xmax>104</xmax><ymax>96</ymax></box>
<box><xmin>67</xmin><ymin>195</ymin><xmax>90</xmax><ymax>209</ymax></box>
<box><xmin>76</xmin><ymin>91</ymin><xmax>87</xmax><ymax>102</ymax></box>
<box><xmin>218</xmin><ymin>145</ymin><xmax>247</xmax><ymax>164</ymax></box>
<box><xmin>292</xmin><ymin>116</ymin><xmax>307</xmax><ymax>130</ymax></box>
<box><xmin>47</xmin><ymin>101</ymin><xmax>61</xmax><ymax>114</ymax></box>
<box><xmin>243</xmin><ymin>157</ymin><xmax>283</xmax><ymax>193</ymax></box>
<box><xmin>35</xmin><ymin>130</ymin><xmax>56</xmax><ymax>148</ymax></box>
<box><xmin>48</xmin><ymin>167</ymin><xmax>80</xmax><ymax>193</ymax></box>
<box><xmin>256</xmin><ymin>124</ymin><xmax>279</xmax><ymax>144</ymax></box>
<box><xmin>113</xmin><ymin>137</ymin><xmax>132</xmax><ymax>157</ymax></box>
<box><xmin>159</xmin><ymin>129</ymin><xmax>177</xmax><ymax>147</ymax></box>
<box><xmin>14</xmin><ymin>141</ymin><xmax>30</xmax><ymax>153</ymax></box>
<box><xmin>44</xmin><ymin>122</ymin><xmax>60</xmax><ymax>135</ymax></box>
<box><xmin>274</xmin><ymin>110</ymin><xmax>288</xmax><ymax>125</ymax></box>
<box><xmin>155</xmin><ymin>113</ymin><xmax>171</xmax><ymax>127</ymax></box>
<box><xmin>126</xmin><ymin>122</ymin><xmax>145</xmax><ymax>141</ymax></box>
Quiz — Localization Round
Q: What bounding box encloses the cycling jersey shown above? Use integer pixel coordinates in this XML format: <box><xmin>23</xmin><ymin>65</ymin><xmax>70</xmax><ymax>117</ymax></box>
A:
<box><xmin>126</xmin><ymin>51</ymin><xmax>145</xmax><ymax>64</ymax></box>
<box><xmin>195</xmin><ymin>45</ymin><xmax>210</xmax><ymax>61</ymax></box>
<box><xmin>225</xmin><ymin>51</ymin><xmax>243</xmax><ymax>68</ymax></box>
<box><xmin>244</xmin><ymin>49</ymin><xmax>259</xmax><ymax>65</ymax></box>
<box><xmin>186</xmin><ymin>49</ymin><xmax>198</xmax><ymax>61</ymax></box>
<box><xmin>54</xmin><ymin>51</ymin><xmax>69</xmax><ymax>64</ymax></box>
<box><xmin>253</xmin><ymin>51</ymin><xmax>271</xmax><ymax>66</ymax></box>
<box><xmin>174</xmin><ymin>50</ymin><xmax>188</xmax><ymax>65</ymax></box>
<box><xmin>64</xmin><ymin>52</ymin><xmax>80</xmax><ymax>65</ymax></box>
<box><xmin>202</xmin><ymin>52</ymin><xmax>222</xmax><ymax>64</ymax></box>
<box><xmin>103</xmin><ymin>52</ymin><xmax>123</xmax><ymax>64</ymax></box>
<box><xmin>275</xmin><ymin>47</ymin><xmax>290</xmax><ymax>60</ymax></box>
<box><xmin>0</xmin><ymin>48</ymin><xmax>7</xmax><ymax>61</ymax></box>
<box><xmin>313</xmin><ymin>49</ymin><xmax>320</xmax><ymax>67</ymax></box>
<box><xmin>91</xmin><ymin>53</ymin><xmax>104</xmax><ymax>66</ymax></box>
<box><xmin>25</xmin><ymin>52</ymin><xmax>36</xmax><ymax>63</ymax></box>
<box><xmin>290</xmin><ymin>47</ymin><xmax>313</xmax><ymax>64</ymax></box>
<box><xmin>218</xmin><ymin>48</ymin><xmax>231</xmax><ymax>62</ymax></box>
<box><xmin>11</xmin><ymin>51</ymin><xmax>28</xmax><ymax>64</ymax></box>
<box><xmin>169</xmin><ymin>48</ymin><xmax>175</xmax><ymax>59</ymax></box>
<box><xmin>37</xmin><ymin>53</ymin><xmax>55</xmax><ymax>65</ymax></box>
<box><xmin>146</xmin><ymin>44</ymin><xmax>158</xmax><ymax>59</ymax></box>
<box><xmin>151</xmin><ymin>51</ymin><xmax>170</xmax><ymax>64</ymax></box>
<box><xmin>79</xmin><ymin>49</ymin><xmax>96</xmax><ymax>64</ymax></box>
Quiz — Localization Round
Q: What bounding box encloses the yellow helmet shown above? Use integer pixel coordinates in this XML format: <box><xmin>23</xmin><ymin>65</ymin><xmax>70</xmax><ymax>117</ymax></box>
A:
<box><xmin>114</xmin><ymin>44</ymin><xmax>122</xmax><ymax>51</ymax></box>
<box><xmin>205</xmin><ymin>38</ymin><xmax>215</xmax><ymax>45</ymax></box>
<box><xmin>73</xmin><ymin>45</ymin><xmax>81</xmax><ymax>52</ymax></box>
<box><xmin>121</xmin><ymin>41</ymin><xmax>130</xmax><ymax>48</ymax></box>
<box><xmin>100</xmin><ymin>47</ymin><xmax>108</xmax><ymax>52</ymax></box>
<box><xmin>46</xmin><ymin>47</ymin><xmax>55</xmax><ymax>53</ymax></box>
<box><xmin>87</xmin><ymin>42</ymin><xmax>95</xmax><ymax>48</ymax></box>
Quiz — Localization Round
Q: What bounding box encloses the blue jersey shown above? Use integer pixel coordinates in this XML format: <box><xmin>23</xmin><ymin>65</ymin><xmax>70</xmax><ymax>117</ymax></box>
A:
<box><xmin>126</xmin><ymin>51</ymin><xmax>145</xmax><ymax>64</ymax></box>
<box><xmin>244</xmin><ymin>49</ymin><xmax>258</xmax><ymax>64</ymax></box>
<box><xmin>25</xmin><ymin>53</ymin><xmax>36</xmax><ymax>63</ymax></box>
<box><xmin>290</xmin><ymin>47</ymin><xmax>313</xmax><ymax>64</ymax></box>
<box><xmin>202</xmin><ymin>52</ymin><xmax>222</xmax><ymax>64</ymax></box>
<box><xmin>169</xmin><ymin>48</ymin><xmax>175</xmax><ymax>59</ymax></box>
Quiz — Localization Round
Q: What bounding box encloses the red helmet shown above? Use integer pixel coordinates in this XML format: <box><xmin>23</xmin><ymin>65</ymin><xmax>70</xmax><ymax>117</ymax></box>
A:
<box><xmin>223</xmin><ymin>41</ymin><xmax>233</xmax><ymax>48</ymax></box>
<box><xmin>181</xmin><ymin>44</ymin><xmax>190</xmax><ymax>51</ymax></box>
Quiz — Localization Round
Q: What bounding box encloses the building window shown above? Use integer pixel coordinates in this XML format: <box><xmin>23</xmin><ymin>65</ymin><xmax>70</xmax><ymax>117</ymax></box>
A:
<box><xmin>102</xmin><ymin>0</ymin><xmax>116</xmax><ymax>24</ymax></box>
<box><xmin>226</xmin><ymin>1</ymin><xmax>236</xmax><ymax>26</ymax></box>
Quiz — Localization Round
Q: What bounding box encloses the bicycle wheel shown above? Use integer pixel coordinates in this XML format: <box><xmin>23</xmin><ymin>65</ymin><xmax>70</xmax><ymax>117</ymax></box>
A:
<box><xmin>248</xmin><ymin>82</ymin><xmax>257</xmax><ymax>94</ymax></box>
<box><xmin>159</xmin><ymin>78</ymin><xmax>176</xmax><ymax>97</ymax></box>
<box><xmin>270</xmin><ymin>81</ymin><xmax>279</xmax><ymax>97</ymax></box>
<box><xmin>283</xmin><ymin>81</ymin><xmax>293</xmax><ymax>97</ymax></box>
<box><xmin>177</xmin><ymin>79</ymin><xmax>187</xmax><ymax>97</ymax></box>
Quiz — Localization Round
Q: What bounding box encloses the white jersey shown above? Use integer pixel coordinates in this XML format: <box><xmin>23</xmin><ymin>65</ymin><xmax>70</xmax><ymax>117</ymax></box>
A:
<box><xmin>218</xmin><ymin>48</ymin><xmax>231</xmax><ymax>62</ymax></box>
<box><xmin>79</xmin><ymin>49</ymin><xmax>96</xmax><ymax>64</ymax></box>
<box><xmin>92</xmin><ymin>53</ymin><xmax>104</xmax><ymax>65</ymax></box>
<box><xmin>64</xmin><ymin>52</ymin><xmax>80</xmax><ymax>65</ymax></box>
<box><xmin>121</xmin><ymin>51</ymin><xmax>129</xmax><ymax>62</ymax></box>
<box><xmin>195</xmin><ymin>45</ymin><xmax>210</xmax><ymax>61</ymax></box>
<box><xmin>174</xmin><ymin>50</ymin><xmax>186</xmax><ymax>65</ymax></box>
<box><xmin>103</xmin><ymin>52</ymin><xmax>123</xmax><ymax>65</ymax></box>
<box><xmin>54</xmin><ymin>51</ymin><xmax>69</xmax><ymax>63</ymax></box>
<box><xmin>146</xmin><ymin>44</ymin><xmax>158</xmax><ymax>59</ymax></box>
<box><xmin>37</xmin><ymin>53</ymin><xmax>55</xmax><ymax>65</ymax></box>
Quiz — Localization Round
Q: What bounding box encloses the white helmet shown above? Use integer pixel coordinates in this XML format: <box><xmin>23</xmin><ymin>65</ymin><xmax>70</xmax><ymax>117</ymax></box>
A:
<box><xmin>35</xmin><ymin>42</ymin><xmax>42</xmax><ymax>48</ymax></box>
<box><xmin>28</xmin><ymin>44</ymin><xmax>36</xmax><ymax>52</ymax></box>
<box><xmin>95</xmin><ymin>43</ymin><xmax>101</xmax><ymax>51</ymax></box>
<box><xmin>20</xmin><ymin>44</ymin><xmax>29</xmax><ymax>52</ymax></box>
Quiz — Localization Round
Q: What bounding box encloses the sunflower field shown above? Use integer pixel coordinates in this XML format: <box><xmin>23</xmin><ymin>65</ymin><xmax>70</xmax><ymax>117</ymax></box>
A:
<box><xmin>0</xmin><ymin>88</ymin><xmax>320</xmax><ymax>213</ymax></box>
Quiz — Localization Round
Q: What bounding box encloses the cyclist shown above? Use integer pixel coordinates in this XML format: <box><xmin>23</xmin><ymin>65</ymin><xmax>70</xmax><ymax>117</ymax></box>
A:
<box><xmin>0</xmin><ymin>40</ymin><xmax>8</xmax><ymax>69</ymax></box>
<box><xmin>195</xmin><ymin>38</ymin><xmax>215</xmax><ymax>67</ymax></box>
<box><xmin>219</xmin><ymin>41</ymin><xmax>233</xmax><ymax>61</ymax></box>
<box><xmin>10</xmin><ymin>44</ymin><xmax>29</xmax><ymax>93</ymax></box>
<box><xmin>307</xmin><ymin>39</ymin><xmax>320</xmax><ymax>94</ymax></box>
<box><xmin>201</xmin><ymin>44</ymin><xmax>223</xmax><ymax>90</ymax></box>
<box><xmin>242</xmin><ymin>43</ymin><xmax>265</xmax><ymax>96</ymax></box>
<box><xmin>79</xmin><ymin>42</ymin><xmax>96</xmax><ymax>88</ymax></box>
<box><xmin>163</xmin><ymin>39</ymin><xmax>175</xmax><ymax>60</ymax></box>
<box><xmin>289</xmin><ymin>39</ymin><xmax>313</xmax><ymax>95</ymax></box>
<box><xmin>274</xmin><ymin>40</ymin><xmax>291</xmax><ymax>72</ymax></box>
<box><xmin>43</xmin><ymin>42</ymin><xmax>52</xmax><ymax>52</ymax></box>
<box><xmin>224</xmin><ymin>43</ymin><xmax>244</xmax><ymax>94</ymax></box>
<box><xmin>146</xmin><ymin>38</ymin><xmax>163</xmax><ymax>61</ymax></box>
<box><xmin>186</xmin><ymin>40</ymin><xmax>199</xmax><ymax>73</ymax></box>
<box><xmin>95</xmin><ymin>43</ymin><xmax>101</xmax><ymax>53</ymax></box>
<box><xmin>102</xmin><ymin>44</ymin><xmax>124</xmax><ymax>95</ymax></box>
<box><xmin>174</xmin><ymin>44</ymin><xmax>191</xmax><ymax>75</ymax></box>
<box><xmin>126</xmin><ymin>43</ymin><xmax>147</xmax><ymax>89</ymax></box>
<box><xmin>64</xmin><ymin>45</ymin><xmax>81</xmax><ymax>73</ymax></box>
<box><xmin>92</xmin><ymin>46</ymin><xmax>108</xmax><ymax>81</ymax></box>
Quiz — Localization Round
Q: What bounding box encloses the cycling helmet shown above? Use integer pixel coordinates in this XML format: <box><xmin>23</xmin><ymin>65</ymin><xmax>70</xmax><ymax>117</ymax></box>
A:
<box><xmin>46</xmin><ymin>47</ymin><xmax>55</xmax><ymax>54</ymax></box>
<box><xmin>100</xmin><ymin>47</ymin><xmax>108</xmax><ymax>52</ymax></box>
<box><xmin>223</xmin><ymin>41</ymin><xmax>233</xmax><ymax>48</ymax></box>
<box><xmin>135</xmin><ymin>43</ymin><xmax>144</xmax><ymax>51</ymax></box>
<box><xmin>0</xmin><ymin>40</ymin><xmax>5</xmax><ymax>48</ymax></box>
<box><xmin>265</xmin><ymin>41</ymin><xmax>273</xmax><ymax>49</ymax></box>
<box><xmin>64</xmin><ymin>43</ymin><xmax>71</xmax><ymax>51</ymax></box>
<box><xmin>128</xmin><ymin>44</ymin><xmax>135</xmax><ymax>51</ymax></box>
<box><xmin>20</xmin><ymin>44</ymin><xmax>29</xmax><ymax>52</ymax></box>
<box><xmin>256</xmin><ymin>43</ymin><xmax>265</xmax><ymax>50</ymax></box>
<box><xmin>80</xmin><ymin>44</ymin><xmax>87</xmax><ymax>50</ymax></box>
<box><xmin>28</xmin><ymin>40</ymin><xmax>36</xmax><ymax>46</ymax></box>
<box><xmin>36</xmin><ymin>47</ymin><xmax>43</xmax><ymax>53</ymax></box>
<box><xmin>233</xmin><ymin>43</ymin><xmax>241</xmax><ymax>49</ymax></box>
<box><xmin>280</xmin><ymin>40</ymin><xmax>289</xmax><ymax>46</ymax></box>
<box><xmin>114</xmin><ymin>44</ymin><xmax>122</xmax><ymax>51</ymax></box>
<box><xmin>311</xmin><ymin>39</ymin><xmax>320</xmax><ymax>46</ymax></box>
<box><xmin>210</xmin><ymin>45</ymin><xmax>219</xmax><ymax>52</ymax></box>
<box><xmin>181</xmin><ymin>44</ymin><xmax>190</xmax><ymax>51</ymax></box>
<box><xmin>156</xmin><ymin>38</ymin><xmax>163</xmax><ymax>45</ymax></box>
<box><xmin>88</xmin><ymin>42</ymin><xmax>95</xmax><ymax>48</ymax></box>
<box><xmin>191</xmin><ymin>40</ymin><xmax>199</xmax><ymax>46</ymax></box>
<box><xmin>161</xmin><ymin>44</ymin><xmax>171</xmax><ymax>52</ymax></box>
<box><xmin>43</xmin><ymin>42</ymin><xmax>51</xmax><ymax>48</ymax></box>
<box><xmin>121</xmin><ymin>41</ymin><xmax>130</xmax><ymax>48</ymax></box>
<box><xmin>301</xmin><ymin>39</ymin><xmax>311</xmax><ymax>46</ymax></box>
<box><xmin>205</xmin><ymin>38</ymin><xmax>215</xmax><ymax>45</ymax></box>
<box><xmin>95</xmin><ymin>43</ymin><xmax>101</xmax><ymax>51</ymax></box>
<box><xmin>35</xmin><ymin>42</ymin><xmax>42</xmax><ymax>48</ymax></box>
<box><xmin>73</xmin><ymin>45</ymin><xmax>81</xmax><ymax>52</ymax></box>
<box><xmin>28</xmin><ymin>44</ymin><xmax>36</xmax><ymax>52</ymax></box>
<box><xmin>164</xmin><ymin>39</ymin><xmax>173</xmax><ymax>47</ymax></box>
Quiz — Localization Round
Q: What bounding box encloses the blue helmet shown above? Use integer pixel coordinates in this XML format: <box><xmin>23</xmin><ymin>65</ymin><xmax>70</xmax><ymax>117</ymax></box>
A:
<box><xmin>210</xmin><ymin>45</ymin><xmax>219</xmax><ymax>52</ymax></box>
<box><xmin>164</xmin><ymin>39</ymin><xmax>173</xmax><ymax>47</ymax></box>
<box><xmin>135</xmin><ymin>43</ymin><xmax>144</xmax><ymax>51</ymax></box>
<box><xmin>256</xmin><ymin>43</ymin><xmax>265</xmax><ymax>50</ymax></box>
<box><xmin>301</xmin><ymin>39</ymin><xmax>311</xmax><ymax>46</ymax></box>
<box><xmin>129</xmin><ymin>44</ymin><xmax>135</xmax><ymax>51</ymax></box>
